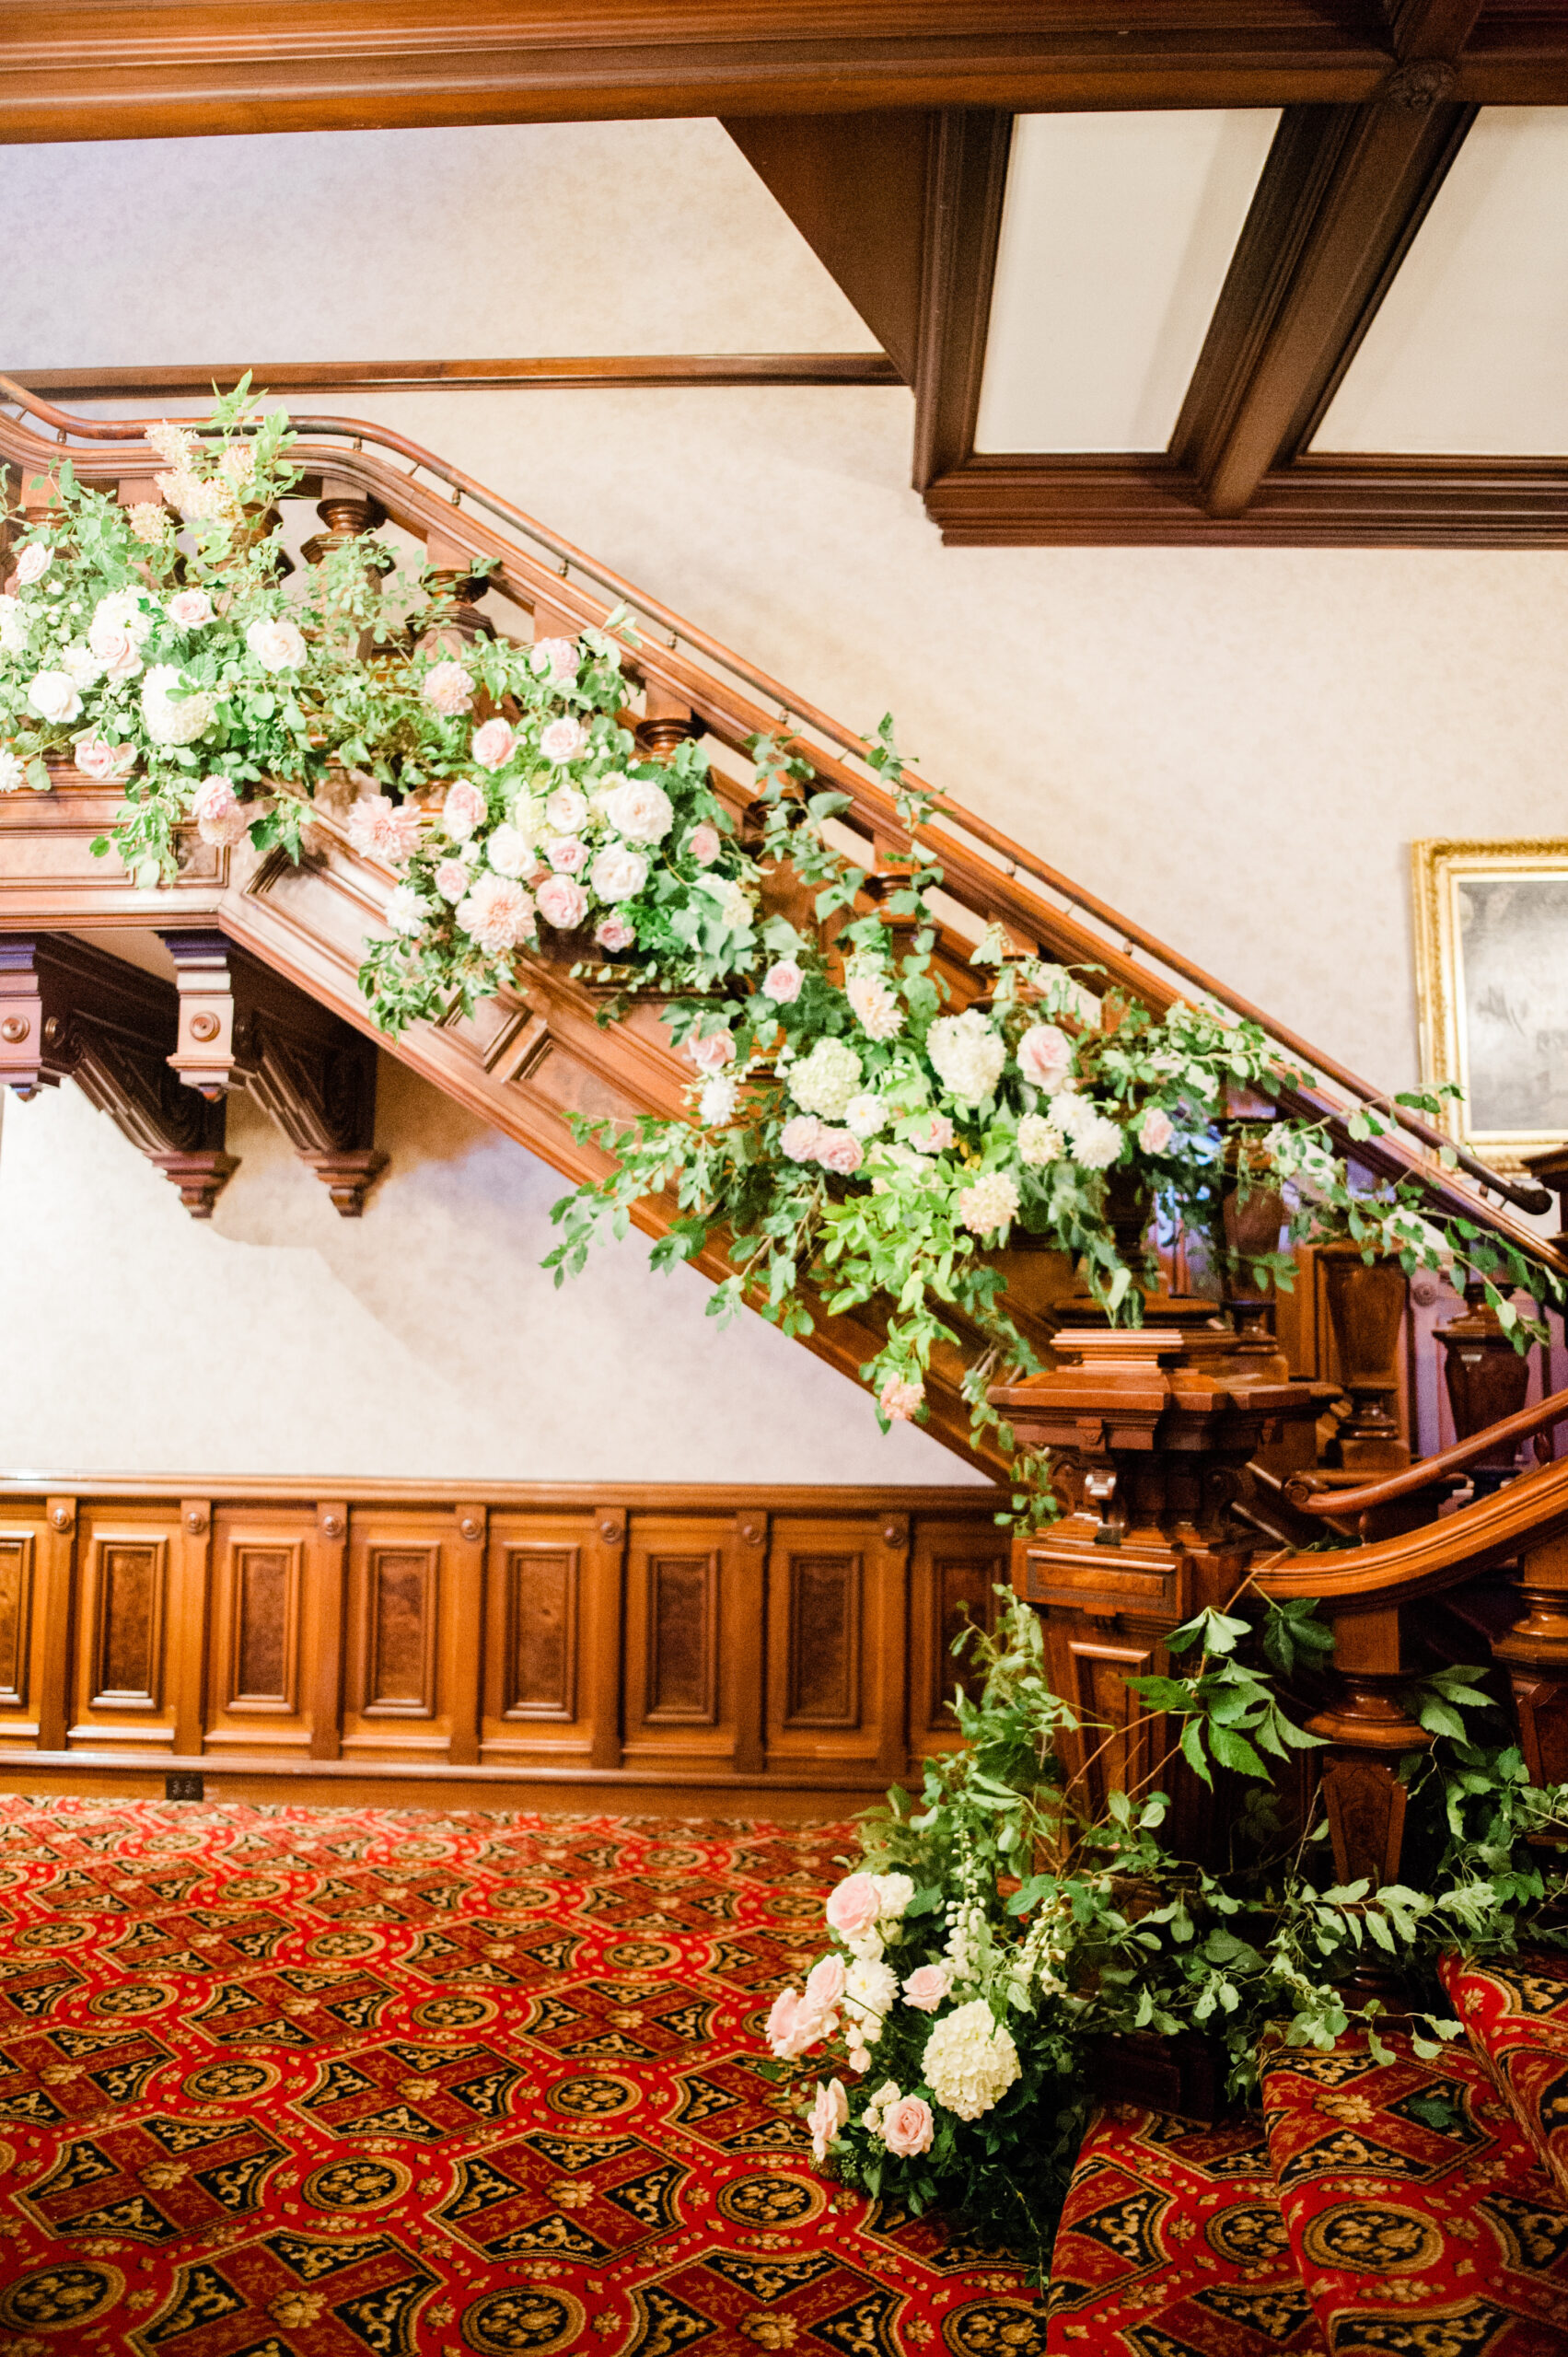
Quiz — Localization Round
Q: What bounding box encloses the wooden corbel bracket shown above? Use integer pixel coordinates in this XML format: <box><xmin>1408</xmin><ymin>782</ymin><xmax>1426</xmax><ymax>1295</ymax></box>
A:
<box><xmin>159</xmin><ymin>931</ymin><xmax>387</xmax><ymax>1216</ymax></box>
<box><xmin>0</xmin><ymin>934</ymin><xmax>236</xmax><ymax>1217</ymax></box>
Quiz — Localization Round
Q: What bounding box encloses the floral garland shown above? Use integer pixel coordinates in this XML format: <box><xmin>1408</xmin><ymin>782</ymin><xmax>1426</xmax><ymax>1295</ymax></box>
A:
<box><xmin>0</xmin><ymin>394</ymin><xmax>1554</xmax><ymax>1501</ymax></box>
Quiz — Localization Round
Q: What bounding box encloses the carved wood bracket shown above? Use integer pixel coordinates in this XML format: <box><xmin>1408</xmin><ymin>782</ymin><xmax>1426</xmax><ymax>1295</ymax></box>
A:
<box><xmin>159</xmin><ymin>931</ymin><xmax>387</xmax><ymax>1215</ymax></box>
<box><xmin>0</xmin><ymin>934</ymin><xmax>236</xmax><ymax>1217</ymax></box>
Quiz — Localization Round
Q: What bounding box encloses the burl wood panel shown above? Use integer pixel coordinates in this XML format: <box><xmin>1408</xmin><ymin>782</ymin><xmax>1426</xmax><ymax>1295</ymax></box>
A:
<box><xmin>228</xmin><ymin>1543</ymin><xmax>301</xmax><ymax>1712</ymax></box>
<box><xmin>364</xmin><ymin>1546</ymin><xmax>440</xmax><ymax>1717</ymax></box>
<box><xmin>909</xmin><ymin>1529</ymin><xmax>1008</xmax><ymax>1758</ymax></box>
<box><xmin>645</xmin><ymin>1552</ymin><xmax>719</xmax><ymax>1725</ymax></box>
<box><xmin>90</xmin><ymin>1535</ymin><xmax>167</xmax><ymax>1711</ymax></box>
<box><xmin>0</xmin><ymin>1533</ymin><xmax>35</xmax><ymax>1710</ymax></box>
<box><xmin>1047</xmin><ymin>1620</ymin><xmax>1162</xmax><ymax>1819</ymax></box>
<box><xmin>503</xmin><ymin>1544</ymin><xmax>579</xmax><ymax>1721</ymax></box>
<box><xmin>622</xmin><ymin>1518</ymin><xmax>733</xmax><ymax>1769</ymax></box>
<box><xmin>784</xmin><ymin>1551</ymin><xmax>861</xmax><ymax>1728</ymax></box>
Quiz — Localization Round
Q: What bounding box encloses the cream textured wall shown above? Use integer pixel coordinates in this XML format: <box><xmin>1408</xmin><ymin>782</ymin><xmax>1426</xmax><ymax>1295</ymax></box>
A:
<box><xmin>3</xmin><ymin>121</ymin><xmax>1566</xmax><ymax>1482</ymax></box>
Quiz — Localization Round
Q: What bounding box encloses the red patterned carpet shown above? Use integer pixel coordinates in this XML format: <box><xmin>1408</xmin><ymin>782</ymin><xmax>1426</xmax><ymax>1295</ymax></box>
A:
<box><xmin>0</xmin><ymin>1796</ymin><xmax>1043</xmax><ymax>2357</ymax></box>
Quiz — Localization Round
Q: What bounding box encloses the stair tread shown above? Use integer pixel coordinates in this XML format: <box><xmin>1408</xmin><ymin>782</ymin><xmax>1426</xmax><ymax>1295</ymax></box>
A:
<box><xmin>1261</xmin><ymin>2031</ymin><xmax>1568</xmax><ymax>2356</ymax></box>
<box><xmin>1445</xmin><ymin>1949</ymin><xmax>1568</xmax><ymax>2210</ymax></box>
<box><xmin>1046</xmin><ymin>2103</ymin><xmax>1327</xmax><ymax>2352</ymax></box>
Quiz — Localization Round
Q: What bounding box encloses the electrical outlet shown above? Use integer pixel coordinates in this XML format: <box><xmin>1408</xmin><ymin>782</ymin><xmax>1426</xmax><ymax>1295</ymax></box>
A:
<box><xmin>165</xmin><ymin>1772</ymin><xmax>204</xmax><ymax>1802</ymax></box>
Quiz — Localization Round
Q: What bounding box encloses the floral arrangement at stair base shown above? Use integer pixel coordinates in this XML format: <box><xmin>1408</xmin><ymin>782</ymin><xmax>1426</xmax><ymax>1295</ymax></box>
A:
<box><xmin>764</xmin><ymin>1591</ymin><xmax>1568</xmax><ymax>2281</ymax></box>
<box><xmin>0</xmin><ymin>393</ymin><xmax>1555</xmax><ymax>1505</ymax></box>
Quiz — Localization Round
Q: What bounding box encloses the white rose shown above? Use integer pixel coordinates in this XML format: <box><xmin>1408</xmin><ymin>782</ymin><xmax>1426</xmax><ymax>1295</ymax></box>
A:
<box><xmin>89</xmin><ymin>589</ymin><xmax>155</xmax><ymax>651</ymax></box>
<box><xmin>544</xmin><ymin>784</ymin><xmax>587</xmax><ymax>833</ymax></box>
<box><xmin>27</xmin><ymin>670</ymin><xmax>83</xmax><ymax>726</ymax></box>
<box><xmin>245</xmin><ymin>616</ymin><xmax>307</xmax><ymax>672</ymax></box>
<box><xmin>601</xmin><ymin>775</ymin><xmax>674</xmax><ymax>845</ymax></box>
<box><xmin>14</xmin><ymin>543</ymin><xmax>50</xmax><ymax>586</ymax></box>
<box><xmin>485</xmin><ymin>823</ymin><xmax>534</xmax><ymax>879</ymax></box>
<box><xmin>589</xmin><ymin>843</ymin><xmax>649</xmax><ymax>902</ymax></box>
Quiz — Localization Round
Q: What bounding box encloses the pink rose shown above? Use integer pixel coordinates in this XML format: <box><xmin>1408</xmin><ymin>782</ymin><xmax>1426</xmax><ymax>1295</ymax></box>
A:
<box><xmin>882</xmin><ymin>2095</ymin><xmax>935</xmax><ymax>2159</ymax></box>
<box><xmin>687</xmin><ymin>1029</ymin><xmax>736</xmax><ymax>1074</ymax></box>
<box><xmin>805</xmin><ymin>1955</ymin><xmax>847</xmax><ymax>2011</ymax></box>
<box><xmin>434</xmin><ymin>858</ymin><xmax>470</xmax><ymax>903</ymax></box>
<box><xmin>816</xmin><ymin>1128</ymin><xmax>864</xmax><ymax>1178</ymax></box>
<box><xmin>244</xmin><ymin>615</ymin><xmax>306</xmax><ymax>672</ymax></box>
<box><xmin>546</xmin><ymin>835</ymin><xmax>588</xmax><ymax>874</ymax></box>
<box><xmin>825</xmin><ymin>1873</ymin><xmax>880</xmax><ymax>1942</ymax></box>
<box><xmin>165</xmin><ymin>589</ymin><xmax>213</xmax><ymax>631</ymax></box>
<box><xmin>442</xmin><ymin>780</ymin><xmax>488</xmax><ymax>842</ymax></box>
<box><xmin>536</xmin><ymin>874</ymin><xmax>589</xmax><ymax>930</ymax></box>
<box><xmin>530</xmin><ymin>634</ymin><xmax>578</xmax><ymax>684</ymax></box>
<box><xmin>92</xmin><ymin>625</ymin><xmax>143</xmax><ymax>682</ymax></box>
<box><xmin>1138</xmin><ymin>1106</ymin><xmax>1175</xmax><ymax>1155</ymax></box>
<box><xmin>595</xmin><ymin>915</ymin><xmax>634</xmax><ymax>952</ymax></box>
<box><xmin>346</xmin><ymin>794</ymin><xmax>424</xmax><ymax>866</ymax></box>
<box><xmin>15</xmin><ymin>542</ymin><xmax>50</xmax><ymax>586</ymax></box>
<box><xmin>688</xmin><ymin>823</ymin><xmax>721</xmax><ymax>865</ymax></box>
<box><xmin>540</xmin><ymin>715</ymin><xmax>586</xmax><ymax>764</ymax></box>
<box><xmin>847</xmin><ymin>970</ymin><xmax>901</xmax><ymax>1042</ymax></box>
<box><xmin>879</xmin><ymin>1376</ymin><xmax>923</xmax><ymax>1423</ymax></box>
<box><xmin>471</xmin><ymin>718</ymin><xmax>517</xmax><ymax>772</ymax></box>
<box><xmin>807</xmin><ymin>2077</ymin><xmax>850</xmax><ymax>2162</ymax></box>
<box><xmin>762</xmin><ymin>958</ymin><xmax>804</xmax><ymax>1004</ymax></box>
<box><xmin>1016</xmin><ymin>1023</ymin><xmax>1074</xmax><ymax>1091</ymax></box>
<box><xmin>781</xmin><ymin>1115</ymin><xmax>826</xmax><ymax>1164</ymax></box>
<box><xmin>764</xmin><ymin>1988</ymin><xmax>822</xmax><ymax>2061</ymax></box>
<box><xmin>900</xmin><ymin>1963</ymin><xmax>950</xmax><ymax>2013</ymax></box>
<box><xmin>907</xmin><ymin>1112</ymin><xmax>954</xmax><ymax>1155</ymax></box>
<box><xmin>191</xmin><ymin>773</ymin><xmax>249</xmax><ymax>847</ymax></box>
<box><xmin>72</xmin><ymin>735</ymin><xmax>134</xmax><ymax>783</ymax></box>
<box><xmin>422</xmin><ymin>660</ymin><xmax>473</xmax><ymax>716</ymax></box>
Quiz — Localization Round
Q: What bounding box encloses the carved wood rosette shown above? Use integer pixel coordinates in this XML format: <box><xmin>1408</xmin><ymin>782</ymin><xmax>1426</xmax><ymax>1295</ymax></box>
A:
<box><xmin>0</xmin><ymin>934</ymin><xmax>236</xmax><ymax>1216</ymax></box>
<box><xmin>159</xmin><ymin>931</ymin><xmax>387</xmax><ymax>1215</ymax></box>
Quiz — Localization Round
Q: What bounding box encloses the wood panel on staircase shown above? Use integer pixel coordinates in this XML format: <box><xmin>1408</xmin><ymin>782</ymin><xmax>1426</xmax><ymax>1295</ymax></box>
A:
<box><xmin>0</xmin><ymin>1477</ymin><xmax>1000</xmax><ymax>1813</ymax></box>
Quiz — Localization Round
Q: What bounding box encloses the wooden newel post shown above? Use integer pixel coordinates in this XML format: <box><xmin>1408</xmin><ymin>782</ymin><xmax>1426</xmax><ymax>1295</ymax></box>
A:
<box><xmin>991</xmin><ymin>1312</ymin><xmax>1318</xmax><ymax>1862</ymax></box>
<box><xmin>1494</xmin><ymin>1535</ymin><xmax>1568</xmax><ymax>1786</ymax></box>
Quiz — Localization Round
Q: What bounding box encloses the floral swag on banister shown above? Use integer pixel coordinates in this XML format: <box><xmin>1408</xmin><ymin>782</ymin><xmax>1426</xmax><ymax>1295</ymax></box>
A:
<box><xmin>0</xmin><ymin>395</ymin><xmax>1555</xmax><ymax>1500</ymax></box>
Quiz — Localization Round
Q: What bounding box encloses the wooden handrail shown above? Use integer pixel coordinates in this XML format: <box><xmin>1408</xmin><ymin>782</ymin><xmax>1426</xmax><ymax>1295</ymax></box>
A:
<box><xmin>1284</xmin><ymin>1385</ymin><xmax>1568</xmax><ymax>1518</ymax></box>
<box><xmin>1</xmin><ymin>379</ymin><xmax>1560</xmax><ymax>1271</ymax></box>
<box><xmin>1254</xmin><ymin>1452</ymin><xmax>1568</xmax><ymax>1608</ymax></box>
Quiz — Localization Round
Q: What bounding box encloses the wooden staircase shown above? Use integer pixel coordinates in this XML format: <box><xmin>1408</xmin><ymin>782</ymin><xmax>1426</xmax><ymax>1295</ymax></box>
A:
<box><xmin>3</xmin><ymin>376</ymin><xmax>1563</xmax><ymax>1480</ymax></box>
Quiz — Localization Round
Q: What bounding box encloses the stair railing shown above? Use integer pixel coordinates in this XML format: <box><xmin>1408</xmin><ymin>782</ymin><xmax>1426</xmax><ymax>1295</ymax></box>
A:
<box><xmin>1</xmin><ymin>377</ymin><xmax>1559</xmax><ymax>1294</ymax></box>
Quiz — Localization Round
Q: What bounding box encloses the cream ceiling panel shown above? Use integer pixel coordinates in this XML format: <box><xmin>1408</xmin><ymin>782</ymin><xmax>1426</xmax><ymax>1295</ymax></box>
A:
<box><xmin>1315</xmin><ymin>110</ymin><xmax>1568</xmax><ymax>456</ymax></box>
<box><xmin>973</xmin><ymin>109</ymin><xmax>1280</xmax><ymax>454</ymax></box>
<box><xmin>0</xmin><ymin>120</ymin><xmax>877</xmax><ymax>366</ymax></box>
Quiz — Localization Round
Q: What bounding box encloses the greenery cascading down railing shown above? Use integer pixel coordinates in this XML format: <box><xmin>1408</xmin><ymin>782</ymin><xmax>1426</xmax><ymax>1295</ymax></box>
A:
<box><xmin>0</xmin><ymin>389</ymin><xmax>1555</xmax><ymax>1515</ymax></box>
<box><xmin>8</xmin><ymin>396</ymin><xmax>1568</xmax><ymax>2269</ymax></box>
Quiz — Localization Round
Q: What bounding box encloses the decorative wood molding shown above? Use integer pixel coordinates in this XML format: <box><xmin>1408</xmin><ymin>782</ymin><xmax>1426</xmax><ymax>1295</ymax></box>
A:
<box><xmin>12</xmin><ymin>355</ymin><xmax>902</xmax><ymax>401</ymax></box>
<box><xmin>911</xmin><ymin>108</ymin><xmax>1013</xmax><ymax>493</ymax></box>
<box><xmin>0</xmin><ymin>6</ymin><xmax>1472</xmax><ymax>151</ymax></box>
<box><xmin>160</xmin><ymin>930</ymin><xmax>387</xmax><ymax>1215</ymax></box>
<box><xmin>0</xmin><ymin>933</ymin><xmax>236</xmax><ymax>1217</ymax></box>
<box><xmin>923</xmin><ymin>454</ymin><xmax>1568</xmax><ymax>547</ymax></box>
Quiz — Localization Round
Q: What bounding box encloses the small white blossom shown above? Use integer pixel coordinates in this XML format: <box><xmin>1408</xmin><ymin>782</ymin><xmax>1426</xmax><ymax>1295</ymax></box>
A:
<box><xmin>845</xmin><ymin>1093</ymin><xmax>889</xmax><ymax>1141</ymax></box>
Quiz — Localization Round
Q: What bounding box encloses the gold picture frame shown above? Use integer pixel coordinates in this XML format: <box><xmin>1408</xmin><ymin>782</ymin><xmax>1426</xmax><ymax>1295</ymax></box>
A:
<box><xmin>1411</xmin><ymin>837</ymin><xmax>1568</xmax><ymax>1173</ymax></box>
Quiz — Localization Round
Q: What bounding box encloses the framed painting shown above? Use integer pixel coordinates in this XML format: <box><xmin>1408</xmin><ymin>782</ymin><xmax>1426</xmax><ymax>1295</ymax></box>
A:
<box><xmin>1411</xmin><ymin>838</ymin><xmax>1568</xmax><ymax>1171</ymax></box>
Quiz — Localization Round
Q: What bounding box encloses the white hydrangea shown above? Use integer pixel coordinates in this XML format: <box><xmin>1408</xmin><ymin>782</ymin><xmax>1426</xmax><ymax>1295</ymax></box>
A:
<box><xmin>141</xmin><ymin>664</ymin><xmax>215</xmax><ymax>747</ymax></box>
<box><xmin>788</xmin><ymin>1038</ymin><xmax>863</xmax><ymax>1121</ymax></box>
<box><xmin>926</xmin><ymin>1009</ymin><xmax>1005</xmax><ymax>1108</ymax></box>
<box><xmin>956</xmin><ymin>1171</ymin><xmax>1020</xmax><ymax>1237</ymax></box>
<box><xmin>0</xmin><ymin>596</ymin><xmax>29</xmax><ymax>656</ymax></box>
<box><xmin>923</xmin><ymin>1999</ymin><xmax>1021</xmax><ymax>2120</ymax></box>
<box><xmin>1016</xmin><ymin>1113</ymin><xmax>1064</xmax><ymax>1168</ymax></box>
<box><xmin>873</xmin><ymin>1873</ymin><xmax>916</xmax><ymax>1920</ymax></box>
<box><xmin>845</xmin><ymin>1093</ymin><xmax>889</xmax><ymax>1142</ymax></box>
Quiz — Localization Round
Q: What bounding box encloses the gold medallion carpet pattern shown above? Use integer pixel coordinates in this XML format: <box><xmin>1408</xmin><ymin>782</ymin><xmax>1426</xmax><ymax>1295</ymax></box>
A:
<box><xmin>0</xmin><ymin>1797</ymin><xmax>1043</xmax><ymax>2356</ymax></box>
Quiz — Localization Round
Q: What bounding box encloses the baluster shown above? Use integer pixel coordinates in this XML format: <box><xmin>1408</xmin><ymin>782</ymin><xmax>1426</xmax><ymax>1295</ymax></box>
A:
<box><xmin>421</xmin><ymin>525</ymin><xmax>494</xmax><ymax>647</ymax></box>
<box><xmin>1319</xmin><ymin>1243</ymin><xmax>1411</xmax><ymax>1473</ymax></box>
<box><xmin>1436</xmin><ymin>1281</ymin><xmax>1533</xmax><ymax>1492</ymax></box>
<box><xmin>1494</xmin><ymin>1536</ymin><xmax>1568</xmax><ymax>1785</ymax></box>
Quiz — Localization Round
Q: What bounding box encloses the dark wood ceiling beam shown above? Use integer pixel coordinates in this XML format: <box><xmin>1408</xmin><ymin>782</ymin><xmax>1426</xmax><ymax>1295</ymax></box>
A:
<box><xmin>923</xmin><ymin>453</ymin><xmax>1568</xmax><ymax>546</ymax></box>
<box><xmin>1174</xmin><ymin>0</ymin><xmax>1484</xmax><ymax>517</ymax></box>
<box><xmin>722</xmin><ymin>115</ymin><xmax>932</xmax><ymax>384</ymax></box>
<box><xmin>8</xmin><ymin>355</ymin><xmax>902</xmax><ymax>402</ymax></box>
<box><xmin>911</xmin><ymin>109</ymin><xmax>1013</xmax><ymax>492</ymax></box>
<box><xmin>0</xmin><ymin>6</ymin><xmax>1418</xmax><ymax>146</ymax></box>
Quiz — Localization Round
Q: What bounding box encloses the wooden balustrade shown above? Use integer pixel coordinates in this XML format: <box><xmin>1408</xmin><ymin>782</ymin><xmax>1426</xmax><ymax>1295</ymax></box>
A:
<box><xmin>0</xmin><ymin>1476</ymin><xmax>1006</xmax><ymax>1816</ymax></box>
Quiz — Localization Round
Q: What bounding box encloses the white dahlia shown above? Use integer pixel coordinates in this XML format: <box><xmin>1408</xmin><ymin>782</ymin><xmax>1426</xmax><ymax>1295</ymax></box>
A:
<box><xmin>926</xmin><ymin>1009</ymin><xmax>1005</xmax><ymax>1108</ymax></box>
<box><xmin>1070</xmin><ymin>1113</ymin><xmax>1124</xmax><ymax>1172</ymax></box>
<box><xmin>846</xmin><ymin>968</ymin><xmax>902</xmax><ymax>1042</ymax></box>
<box><xmin>0</xmin><ymin>749</ymin><xmax>28</xmax><ymax>794</ymax></box>
<box><xmin>141</xmin><ymin>664</ymin><xmax>215</xmax><ymax>748</ymax></box>
<box><xmin>923</xmin><ymin>1999</ymin><xmax>1021</xmax><ymax>2121</ymax></box>
<box><xmin>787</xmin><ymin>1038</ymin><xmax>864</xmax><ymax>1122</ymax></box>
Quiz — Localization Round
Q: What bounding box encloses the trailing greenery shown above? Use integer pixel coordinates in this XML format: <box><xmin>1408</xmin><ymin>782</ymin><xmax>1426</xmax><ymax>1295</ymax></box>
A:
<box><xmin>760</xmin><ymin>1591</ymin><xmax>1568</xmax><ymax>2282</ymax></box>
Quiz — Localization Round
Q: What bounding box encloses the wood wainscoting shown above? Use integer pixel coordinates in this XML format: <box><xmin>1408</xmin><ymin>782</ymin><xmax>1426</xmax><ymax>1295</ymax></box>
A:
<box><xmin>0</xmin><ymin>1478</ymin><xmax>1005</xmax><ymax>1817</ymax></box>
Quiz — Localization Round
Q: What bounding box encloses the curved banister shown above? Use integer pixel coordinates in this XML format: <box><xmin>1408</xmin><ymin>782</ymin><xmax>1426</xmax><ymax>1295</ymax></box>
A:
<box><xmin>1255</xmin><ymin>1452</ymin><xmax>1568</xmax><ymax>1608</ymax></box>
<box><xmin>0</xmin><ymin>377</ymin><xmax>1560</xmax><ymax>1272</ymax></box>
<box><xmin>1285</xmin><ymin>1385</ymin><xmax>1568</xmax><ymax>1518</ymax></box>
